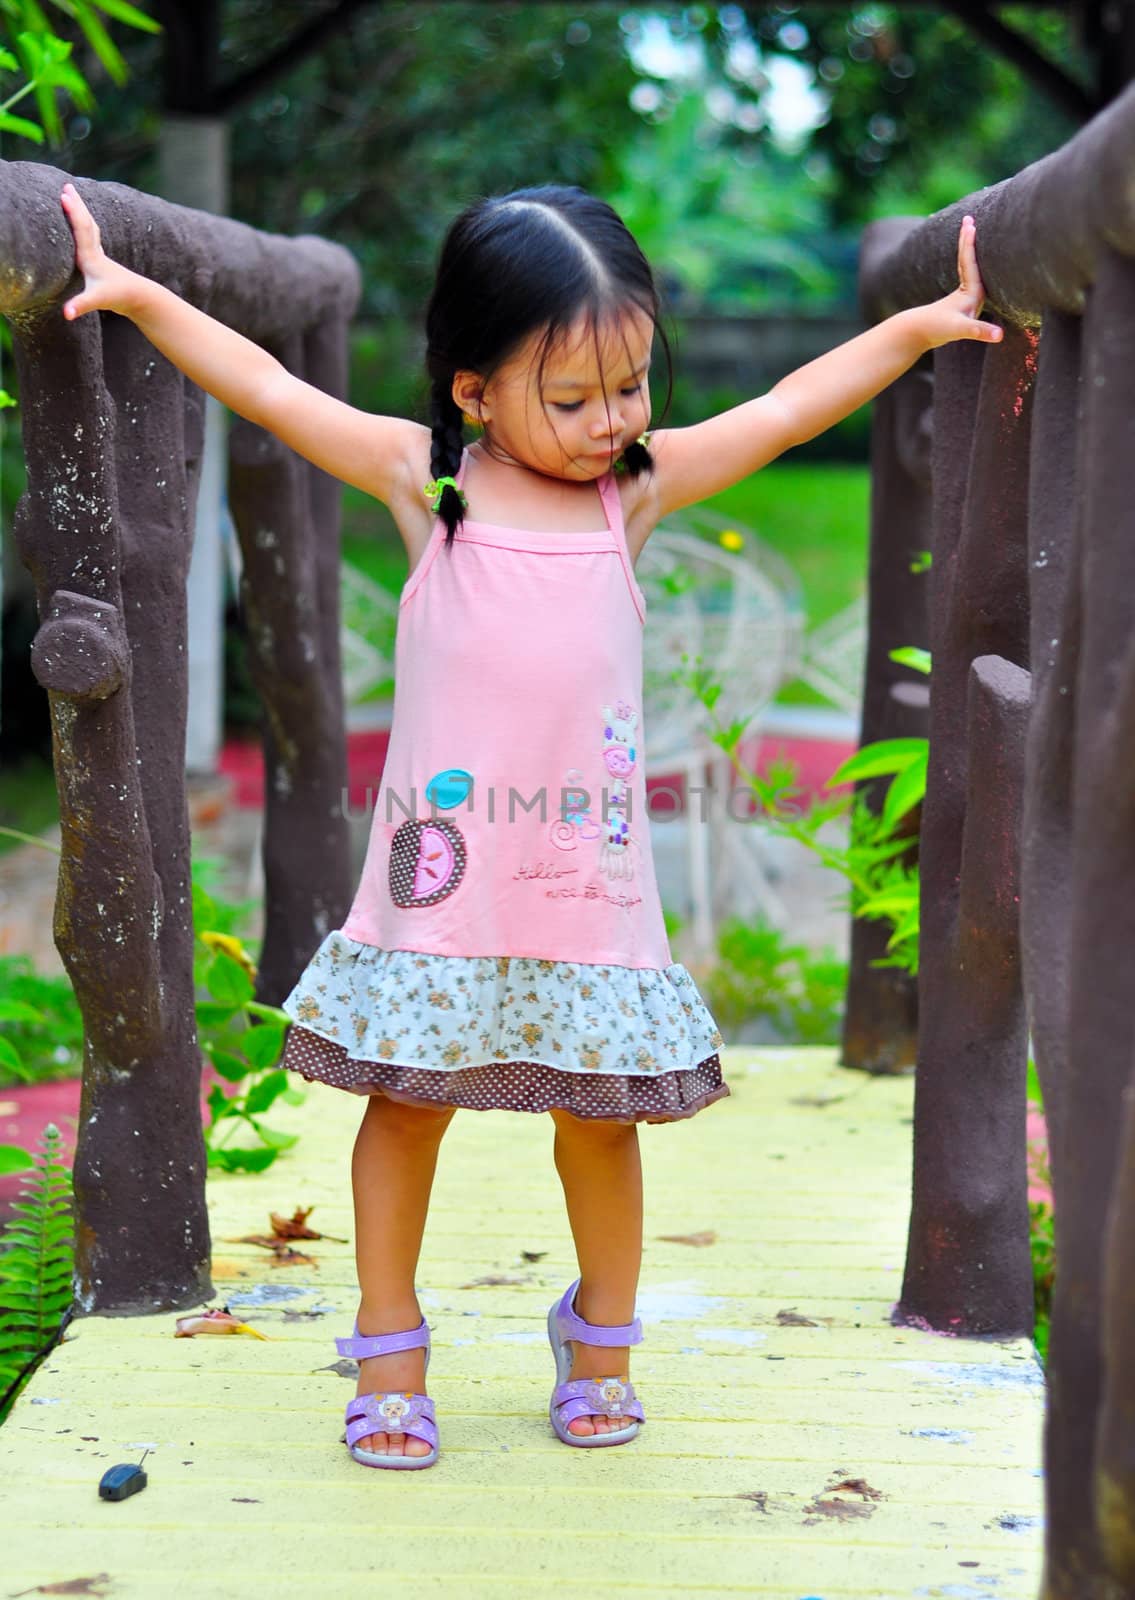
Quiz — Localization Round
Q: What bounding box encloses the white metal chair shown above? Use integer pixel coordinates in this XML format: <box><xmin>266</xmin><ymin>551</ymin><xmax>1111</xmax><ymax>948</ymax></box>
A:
<box><xmin>638</xmin><ymin>519</ymin><xmax>804</xmax><ymax>960</ymax></box>
<box><xmin>796</xmin><ymin>596</ymin><xmax>867</xmax><ymax>717</ymax></box>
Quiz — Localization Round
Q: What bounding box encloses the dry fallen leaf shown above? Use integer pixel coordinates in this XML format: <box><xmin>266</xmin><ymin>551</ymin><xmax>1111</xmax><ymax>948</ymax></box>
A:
<box><xmin>269</xmin><ymin>1206</ymin><xmax>348</xmax><ymax>1242</ymax></box>
<box><xmin>232</xmin><ymin>1234</ymin><xmax>321</xmax><ymax>1266</ymax></box>
<box><xmin>656</xmin><ymin>1229</ymin><xmax>717</xmax><ymax>1247</ymax></box>
<box><xmin>800</xmin><ymin>1473</ymin><xmax>885</xmax><ymax>1523</ymax></box>
<box><xmin>231</xmin><ymin>1206</ymin><xmax>347</xmax><ymax>1249</ymax></box>
<box><xmin>264</xmin><ymin>1243</ymin><xmax>318</xmax><ymax>1268</ymax></box>
<box><xmin>826</xmin><ymin>1475</ymin><xmax>885</xmax><ymax>1500</ymax></box>
<box><xmin>802</xmin><ymin>1496</ymin><xmax>876</xmax><ymax>1523</ymax></box>
<box><xmin>9</xmin><ymin>1576</ymin><xmax>114</xmax><ymax>1597</ymax></box>
<box><xmin>775</xmin><ymin>1307</ymin><xmax>828</xmax><ymax>1327</ymax></box>
<box><xmin>174</xmin><ymin>1307</ymin><xmax>270</xmax><ymax>1340</ymax></box>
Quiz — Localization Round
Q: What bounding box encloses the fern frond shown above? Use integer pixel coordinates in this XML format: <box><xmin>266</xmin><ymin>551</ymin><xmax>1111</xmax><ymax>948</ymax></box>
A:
<box><xmin>0</xmin><ymin>1122</ymin><xmax>76</xmax><ymax>1422</ymax></box>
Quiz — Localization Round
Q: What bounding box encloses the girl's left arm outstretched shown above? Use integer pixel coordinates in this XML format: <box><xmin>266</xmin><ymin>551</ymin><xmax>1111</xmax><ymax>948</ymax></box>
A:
<box><xmin>647</xmin><ymin>215</ymin><xmax>1000</xmax><ymax>520</ymax></box>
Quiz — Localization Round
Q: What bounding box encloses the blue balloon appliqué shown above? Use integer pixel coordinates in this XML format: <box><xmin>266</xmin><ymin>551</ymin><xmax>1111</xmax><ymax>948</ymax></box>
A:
<box><xmin>425</xmin><ymin>768</ymin><xmax>474</xmax><ymax>810</ymax></box>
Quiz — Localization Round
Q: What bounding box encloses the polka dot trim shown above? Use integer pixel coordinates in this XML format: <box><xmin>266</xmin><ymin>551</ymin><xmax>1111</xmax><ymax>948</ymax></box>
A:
<box><xmin>281</xmin><ymin>1023</ymin><xmax>730</xmax><ymax>1125</ymax></box>
<box><xmin>389</xmin><ymin>819</ymin><xmax>468</xmax><ymax>907</ymax></box>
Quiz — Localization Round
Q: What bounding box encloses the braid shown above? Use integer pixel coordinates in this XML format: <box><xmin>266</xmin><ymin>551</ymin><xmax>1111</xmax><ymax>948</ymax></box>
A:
<box><xmin>429</xmin><ymin>379</ymin><xmax>466</xmax><ymax>547</ymax></box>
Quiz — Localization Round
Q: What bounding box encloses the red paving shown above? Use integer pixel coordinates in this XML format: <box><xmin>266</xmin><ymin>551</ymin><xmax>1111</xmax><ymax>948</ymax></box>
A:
<box><xmin>219</xmin><ymin>728</ymin><xmax>859</xmax><ymax>813</ymax></box>
<box><xmin>0</xmin><ymin>1065</ymin><xmax>229</xmax><ymax>1222</ymax></box>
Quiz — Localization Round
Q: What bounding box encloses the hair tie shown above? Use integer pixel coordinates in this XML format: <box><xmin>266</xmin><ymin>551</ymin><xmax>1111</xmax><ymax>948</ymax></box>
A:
<box><xmin>424</xmin><ymin>476</ymin><xmax>468</xmax><ymax>513</ymax></box>
<box><xmin>614</xmin><ymin>432</ymin><xmax>652</xmax><ymax>474</ymax></box>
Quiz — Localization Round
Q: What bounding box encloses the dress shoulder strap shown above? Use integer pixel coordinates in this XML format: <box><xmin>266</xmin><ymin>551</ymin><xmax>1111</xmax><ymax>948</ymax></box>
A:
<box><xmin>596</xmin><ymin>470</ymin><xmax>646</xmax><ymax>626</ymax></box>
<box><xmin>595</xmin><ymin>470</ymin><xmax>626</xmax><ymax>542</ymax></box>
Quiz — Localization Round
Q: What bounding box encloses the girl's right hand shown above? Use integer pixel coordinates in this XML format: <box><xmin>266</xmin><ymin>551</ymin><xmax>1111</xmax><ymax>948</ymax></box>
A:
<box><xmin>60</xmin><ymin>182</ymin><xmax>137</xmax><ymax>320</ymax></box>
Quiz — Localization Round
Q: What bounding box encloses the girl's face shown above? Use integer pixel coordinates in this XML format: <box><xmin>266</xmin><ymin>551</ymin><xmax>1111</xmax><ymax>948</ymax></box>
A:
<box><xmin>458</xmin><ymin>305</ymin><xmax>654</xmax><ymax>481</ymax></box>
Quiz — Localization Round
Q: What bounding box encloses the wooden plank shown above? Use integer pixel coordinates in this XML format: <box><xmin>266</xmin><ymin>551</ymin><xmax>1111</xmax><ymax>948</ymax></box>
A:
<box><xmin>2</xmin><ymin>1046</ymin><xmax>1045</xmax><ymax>1599</ymax></box>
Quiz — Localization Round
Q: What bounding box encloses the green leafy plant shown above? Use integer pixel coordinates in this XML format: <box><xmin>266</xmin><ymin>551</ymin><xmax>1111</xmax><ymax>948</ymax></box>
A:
<box><xmin>685</xmin><ymin>593</ymin><xmax>1056</xmax><ymax>1359</ymax></box>
<box><xmin>679</xmin><ymin>646</ymin><xmax>927</xmax><ymax>975</ymax></box>
<box><xmin>1025</xmin><ymin>1055</ymin><xmax>1054</xmax><ymax>1364</ymax></box>
<box><xmin>0</xmin><ymin>0</ymin><xmax>160</xmax><ymax>145</ymax></box>
<box><xmin>658</xmin><ymin>492</ymin><xmax>928</xmax><ymax>976</ymax></box>
<box><xmin>0</xmin><ymin>955</ymin><xmax>83</xmax><ymax>1088</ymax></box>
<box><xmin>1029</xmin><ymin>1199</ymin><xmax>1054</xmax><ymax>1366</ymax></box>
<box><xmin>191</xmin><ymin>862</ymin><xmax>304</xmax><ymax>1174</ymax></box>
<box><xmin>0</xmin><ymin>1123</ymin><xmax>74</xmax><ymax>1423</ymax></box>
<box><xmin>824</xmin><ymin>741</ymin><xmax>927</xmax><ymax>977</ymax></box>
<box><xmin>705</xmin><ymin>917</ymin><xmax>847</xmax><ymax>1046</ymax></box>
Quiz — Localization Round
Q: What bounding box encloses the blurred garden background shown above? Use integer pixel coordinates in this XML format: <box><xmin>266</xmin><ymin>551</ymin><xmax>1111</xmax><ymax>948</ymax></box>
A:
<box><xmin>0</xmin><ymin>0</ymin><xmax>1083</xmax><ymax>1067</ymax></box>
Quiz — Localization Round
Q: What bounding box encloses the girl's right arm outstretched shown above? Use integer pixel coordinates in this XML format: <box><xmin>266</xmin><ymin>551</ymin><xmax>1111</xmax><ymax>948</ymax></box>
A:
<box><xmin>59</xmin><ymin>182</ymin><xmax>423</xmax><ymax>508</ymax></box>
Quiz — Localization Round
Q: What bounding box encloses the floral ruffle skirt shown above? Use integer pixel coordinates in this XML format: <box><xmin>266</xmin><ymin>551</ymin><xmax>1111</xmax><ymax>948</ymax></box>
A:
<box><xmin>279</xmin><ymin>931</ymin><xmax>730</xmax><ymax>1125</ymax></box>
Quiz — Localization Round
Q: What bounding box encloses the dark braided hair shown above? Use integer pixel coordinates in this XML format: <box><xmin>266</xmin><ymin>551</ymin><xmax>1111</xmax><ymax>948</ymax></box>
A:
<box><xmin>427</xmin><ymin>377</ymin><xmax>467</xmax><ymax>541</ymax></box>
<box><xmin>423</xmin><ymin>185</ymin><xmax>672</xmax><ymax>548</ymax></box>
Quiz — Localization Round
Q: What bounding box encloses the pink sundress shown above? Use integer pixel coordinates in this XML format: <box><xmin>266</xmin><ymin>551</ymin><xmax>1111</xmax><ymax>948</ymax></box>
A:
<box><xmin>279</xmin><ymin>451</ymin><xmax>728</xmax><ymax>1123</ymax></box>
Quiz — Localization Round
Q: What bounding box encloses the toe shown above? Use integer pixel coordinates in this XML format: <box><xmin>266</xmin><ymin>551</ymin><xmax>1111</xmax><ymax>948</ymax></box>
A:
<box><xmin>567</xmin><ymin>1414</ymin><xmax>596</xmax><ymax>1436</ymax></box>
<box><xmin>406</xmin><ymin>1436</ymin><xmax>431</xmax><ymax>1456</ymax></box>
<box><xmin>387</xmin><ymin>1430</ymin><xmax>405</xmax><ymax>1455</ymax></box>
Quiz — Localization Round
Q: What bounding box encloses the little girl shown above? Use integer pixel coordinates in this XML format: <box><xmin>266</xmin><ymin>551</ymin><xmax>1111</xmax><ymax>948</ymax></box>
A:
<box><xmin>61</xmin><ymin>179</ymin><xmax>999</xmax><ymax>1471</ymax></box>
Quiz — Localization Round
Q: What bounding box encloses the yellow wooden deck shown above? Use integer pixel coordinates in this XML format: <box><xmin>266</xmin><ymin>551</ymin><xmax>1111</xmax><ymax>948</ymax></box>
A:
<box><xmin>2</xmin><ymin>1046</ymin><xmax>1045</xmax><ymax>1600</ymax></box>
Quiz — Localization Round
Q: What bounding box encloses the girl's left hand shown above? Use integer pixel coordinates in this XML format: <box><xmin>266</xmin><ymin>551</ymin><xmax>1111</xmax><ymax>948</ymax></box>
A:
<box><xmin>922</xmin><ymin>215</ymin><xmax>1003</xmax><ymax>349</ymax></box>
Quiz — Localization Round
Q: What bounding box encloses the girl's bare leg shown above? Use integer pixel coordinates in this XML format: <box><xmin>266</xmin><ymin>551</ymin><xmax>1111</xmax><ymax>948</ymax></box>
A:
<box><xmin>549</xmin><ymin>1108</ymin><xmax>643</xmax><ymax>1435</ymax></box>
<box><xmin>349</xmin><ymin>1092</ymin><xmax>456</xmax><ymax>1457</ymax></box>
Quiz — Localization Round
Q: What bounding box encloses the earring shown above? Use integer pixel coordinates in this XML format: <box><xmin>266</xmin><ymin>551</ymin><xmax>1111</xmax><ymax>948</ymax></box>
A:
<box><xmin>462</xmin><ymin>411</ymin><xmax>481</xmax><ymax>429</ymax></box>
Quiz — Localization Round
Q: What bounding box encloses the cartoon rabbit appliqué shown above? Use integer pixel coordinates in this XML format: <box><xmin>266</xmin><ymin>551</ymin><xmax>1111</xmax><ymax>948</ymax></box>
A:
<box><xmin>599</xmin><ymin>699</ymin><xmax>638</xmax><ymax>882</ymax></box>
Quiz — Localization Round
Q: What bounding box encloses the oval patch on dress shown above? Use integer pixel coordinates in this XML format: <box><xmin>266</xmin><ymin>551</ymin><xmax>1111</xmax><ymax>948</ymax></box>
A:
<box><xmin>389</xmin><ymin>819</ymin><xmax>467</xmax><ymax>907</ymax></box>
<box><xmin>425</xmin><ymin>767</ymin><xmax>474</xmax><ymax>810</ymax></box>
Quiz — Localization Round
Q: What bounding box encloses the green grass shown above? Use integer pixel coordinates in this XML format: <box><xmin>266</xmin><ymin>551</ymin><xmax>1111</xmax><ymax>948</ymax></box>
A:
<box><xmin>702</xmin><ymin>463</ymin><xmax>869</xmax><ymax>635</ymax></box>
<box><xmin>702</xmin><ymin>462</ymin><xmax>870</xmax><ymax>709</ymax></box>
<box><xmin>340</xmin><ymin>461</ymin><xmax>871</xmax><ymax>710</ymax></box>
<box><xmin>0</xmin><ymin>755</ymin><xmax>58</xmax><ymax>857</ymax></box>
<box><xmin>341</xmin><ymin>485</ymin><xmax>408</xmax><ymax>594</ymax></box>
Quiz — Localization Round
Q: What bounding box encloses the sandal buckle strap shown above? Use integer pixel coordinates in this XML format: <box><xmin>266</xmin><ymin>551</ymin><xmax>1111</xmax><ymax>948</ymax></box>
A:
<box><xmin>555</xmin><ymin>1278</ymin><xmax>643</xmax><ymax>1347</ymax></box>
<box><xmin>336</xmin><ymin>1316</ymin><xmax>430</xmax><ymax>1361</ymax></box>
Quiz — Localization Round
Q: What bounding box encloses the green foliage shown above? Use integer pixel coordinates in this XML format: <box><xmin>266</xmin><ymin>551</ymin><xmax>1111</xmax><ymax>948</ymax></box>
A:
<box><xmin>769</xmin><ymin>5</ymin><xmax>1084</xmax><ymax>227</ymax></box>
<box><xmin>65</xmin><ymin>1</ymin><xmax>640</xmax><ymax>320</ymax></box>
<box><xmin>1029</xmin><ymin>1198</ymin><xmax>1054</xmax><ymax>1366</ymax></box>
<box><xmin>0</xmin><ymin>854</ymin><xmax>304</xmax><ymax>1169</ymax></box>
<box><xmin>681</xmin><ymin>644</ymin><xmax>925</xmax><ymax>975</ymax></box>
<box><xmin>705</xmin><ymin>917</ymin><xmax>847</xmax><ymax>1045</ymax></box>
<box><xmin>0</xmin><ymin>1122</ymin><xmax>74</xmax><ymax>1423</ymax></box>
<box><xmin>834</xmin><ymin>789</ymin><xmax>921</xmax><ymax>976</ymax></box>
<box><xmin>700</xmin><ymin>464</ymin><xmax>870</xmax><ymax>664</ymax></box>
<box><xmin>0</xmin><ymin>953</ymin><xmax>83</xmax><ymax>1088</ymax></box>
<box><xmin>0</xmin><ymin>0</ymin><xmax>159</xmax><ymax>144</ymax></box>
<box><xmin>190</xmin><ymin>859</ymin><xmax>305</xmax><ymax>1174</ymax></box>
<box><xmin>605</xmin><ymin>88</ymin><xmax>837</xmax><ymax>313</ymax></box>
<box><xmin>691</xmin><ymin>629</ymin><xmax>1053</xmax><ymax>1358</ymax></box>
<box><xmin>1025</xmin><ymin>1054</ymin><xmax>1053</xmax><ymax>1364</ymax></box>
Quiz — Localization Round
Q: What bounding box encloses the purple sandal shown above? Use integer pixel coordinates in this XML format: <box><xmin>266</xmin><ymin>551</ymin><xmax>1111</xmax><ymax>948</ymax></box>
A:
<box><xmin>547</xmin><ymin>1277</ymin><xmax>645</xmax><ymax>1447</ymax></box>
<box><xmin>335</xmin><ymin>1316</ymin><xmax>439</xmax><ymax>1469</ymax></box>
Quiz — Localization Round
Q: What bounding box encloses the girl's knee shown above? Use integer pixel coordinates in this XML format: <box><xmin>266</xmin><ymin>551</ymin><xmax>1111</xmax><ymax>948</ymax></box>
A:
<box><xmin>550</xmin><ymin>1106</ymin><xmax>636</xmax><ymax>1138</ymax></box>
<box><xmin>366</xmin><ymin>1092</ymin><xmax>457</xmax><ymax>1135</ymax></box>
